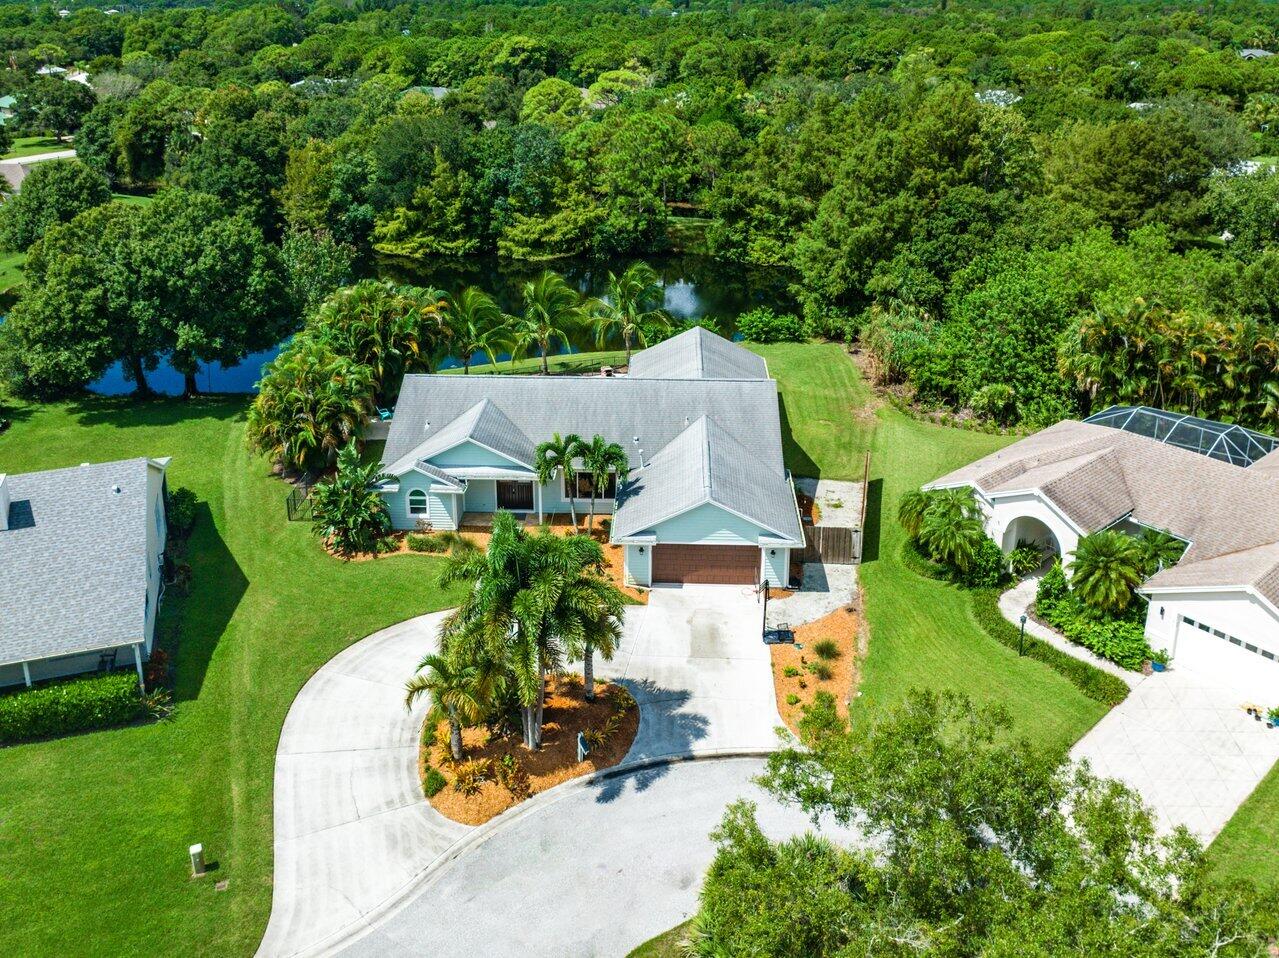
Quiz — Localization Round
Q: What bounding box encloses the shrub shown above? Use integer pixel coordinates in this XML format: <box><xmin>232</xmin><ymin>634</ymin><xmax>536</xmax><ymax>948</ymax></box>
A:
<box><xmin>969</xmin><ymin>383</ymin><xmax>1016</xmax><ymax>424</ymax></box>
<box><xmin>782</xmin><ymin>665</ymin><xmax>801</xmax><ymax>678</ymax></box>
<box><xmin>805</xmin><ymin>661</ymin><xmax>834</xmax><ymax>681</ymax></box>
<box><xmin>407</xmin><ymin>533</ymin><xmax>446</xmax><ymax>553</ymax></box>
<box><xmin>452</xmin><ymin>759</ymin><xmax>493</xmax><ymax>795</ymax></box>
<box><xmin>1007</xmin><ymin>544</ymin><xmax>1042</xmax><ymax>578</ymax></box>
<box><xmin>1035</xmin><ymin>560</ymin><xmax>1070</xmax><ymax>615</ymax></box>
<box><xmin>785</xmin><ymin>693</ymin><xmax>800</xmax><ymax>706</ymax></box>
<box><xmin>1056</xmin><ymin>612</ymin><xmax>1151</xmax><ymax>671</ymax></box>
<box><xmin>496</xmin><ymin>753</ymin><xmax>532</xmax><ymax>799</ymax></box>
<box><xmin>422</xmin><ymin>765</ymin><xmax>447</xmax><ymax>797</ymax></box>
<box><xmin>735</xmin><ymin>306</ymin><xmax>807</xmax><ymax>344</ymax></box>
<box><xmin>166</xmin><ymin>487</ymin><xmax>198</xmax><ymax>539</ymax></box>
<box><xmin>959</xmin><ymin>537</ymin><xmax>1008</xmax><ymax>587</ymax></box>
<box><xmin>812</xmin><ymin>639</ymin><xmax>840</xmax><ymax>661</ymax></box>
<box><xmin>0</xmin><ymin>671</ymin><xmax>144</xmax><ymax>744</ymax></box>
<box><xmin>421</xmin><ymin>719</ymin><xmax>437</xmax><ymax>748</ymax></box>
<box><xmin>143</xmin><ymin>647</ymin><xmax>171</xmax><ymax>687</ymax></box>
<box><xmin>311</xmin><ymin>443</ymin><xmax>394</xmax><ymax>555</ymax></box>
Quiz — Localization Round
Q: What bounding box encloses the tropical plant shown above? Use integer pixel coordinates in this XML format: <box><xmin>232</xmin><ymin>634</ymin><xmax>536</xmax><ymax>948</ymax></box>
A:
<box><xmin>591</xmin><ymin>262</ymin><xmax>671</xmax><ymax>365</ymax></box>
<box><xmin>1136</xmin><ymin>528</ymin><xmax>1186</xmax><ymax>576</ymax></box>
<box><xmin>404</xmin><ymin>651</ymin><xmax>502</xmax><ymax>762</ymax></box>
<box><xmin>246</xmin><ymin>341</ymin><xmax>375</xmax><ymax>471</ymax></box>
<box><xmin>513</xmin><ymin>270</ymin><xmax>585</xmax><ymax>374</ymax></box>
<box><xmin>577</xmin><ymin>434</ymin><xmax>629</xmax><ymax>532</ymax></box>
<box><xmin>566</xmin><ymin>585</ymin><xmax>625</xmax><ymax>702</ymax></box>
<box><xmin>1007</xmin><ymin>543</ymin><xmax>1043</xmax><ymax>578</ymax></box>
<box><xmin>1069</xmin><ymin>530</ymin><xmax>1146</xmax><ymax>614</ymax></box>
<box><xmin>309</xmin><ymin>442</ymin><xmax>393</xmax><ymax>555</ymax></box>
<box><xmin>447</xmin><ymin>286</ymin><xmax>512</xmax><ymax>373</ymax></box>
<box><xmin>903</xmin><ymin>486</ymin><xmax>986</xmax><ymax>573</ymax></box>
<box><xmin>534</xmin><ymin>431</ymin><xmax>584</xmax><ymax>530</ymax></box>
<box><xmin>896</xmin><ymin>489</ymin><xmax>934</xmax><ymax>539</ymax></box>
<box><xmin>436</xmin><ymin>512</ymin><xmax>625</xmax><ymax>750</ymax></box>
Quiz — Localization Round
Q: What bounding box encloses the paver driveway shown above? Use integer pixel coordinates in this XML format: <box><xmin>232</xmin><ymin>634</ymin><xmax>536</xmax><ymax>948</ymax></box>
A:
<box><xmin>1072</xmin><ymin>660</ymin><xmax>1279</xmax><ymax>842</ymax></box>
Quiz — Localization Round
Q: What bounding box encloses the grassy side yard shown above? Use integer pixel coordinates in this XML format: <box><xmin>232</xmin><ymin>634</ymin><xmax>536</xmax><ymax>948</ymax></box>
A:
<box><xmin>456</xmin><ymin>349</ymin><xmax>628</xmax><ymax>376</ymax></box>
<box><xmin>2</xmin><ymin>135</ymin><xmax>65</xmax><ymax>159</ymax></box>
<box><xmin>0</xmin><ymin>396</ymin><xmax>466</xmax><ymax>957</ymax></box>
<box><xmin>1208</xmin><ymin>755</ymin><xmax>1279</xmax><ymax>884</ymax></box>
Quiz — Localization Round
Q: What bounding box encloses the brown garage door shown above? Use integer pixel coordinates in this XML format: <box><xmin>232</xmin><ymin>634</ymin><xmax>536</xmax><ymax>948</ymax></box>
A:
<box><xmin>652</xmin><ymin>544</ymin><xmax>760</xmax><ymax>585</ymax></box>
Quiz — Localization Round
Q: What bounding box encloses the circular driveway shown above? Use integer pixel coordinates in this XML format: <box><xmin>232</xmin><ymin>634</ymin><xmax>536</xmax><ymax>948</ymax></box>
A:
<box><xmin>339</xmin><ymin>757</ymin><xmax>857</xmax><ymax>958</ymax></box>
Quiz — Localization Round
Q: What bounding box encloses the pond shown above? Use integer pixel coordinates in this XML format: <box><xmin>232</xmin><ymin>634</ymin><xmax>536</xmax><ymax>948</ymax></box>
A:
<box><xmin>88</xmin><ymin>253</ymin><xmax>794</xmax><ymax>396</ymax></box>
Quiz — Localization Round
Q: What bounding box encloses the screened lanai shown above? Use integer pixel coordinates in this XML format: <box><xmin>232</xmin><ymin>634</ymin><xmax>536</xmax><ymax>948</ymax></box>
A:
<box><xmin>1084</xmin><ymin>406</ymin><xmax>1279</xmax><ymax>467</ymax></box>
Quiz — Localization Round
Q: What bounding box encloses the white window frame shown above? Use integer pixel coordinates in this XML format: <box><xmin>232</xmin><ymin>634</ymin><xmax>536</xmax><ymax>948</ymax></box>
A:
<box><xmin>407</xmin><ymin>489</ymin><xmax>429</xmax><ymax>517</ymax></box>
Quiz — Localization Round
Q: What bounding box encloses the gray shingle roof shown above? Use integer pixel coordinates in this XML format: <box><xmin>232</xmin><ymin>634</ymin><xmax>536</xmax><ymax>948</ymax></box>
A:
<box><xmin>927</xmin><ymin>419</ymin><xmax>1279</xmax><ymax>607</ymax></box>
<box><xmin>386</xmin><ymin>398</ymin><xmax>537</xmax><ymax>474</ymax></box>
<box><xmin>0</xmin><ymin>459</ymin><xmax>159</xmax><ymax>666</ymax></box>
<box><xmin>627</xmin><ymin>326</ymin><xmax>769</xmax><ymax>380</ymax></box>
<box><xmin>611</xmin><ymin>416</ymin><xmax>803</xmax><ymax>544</ymax></box>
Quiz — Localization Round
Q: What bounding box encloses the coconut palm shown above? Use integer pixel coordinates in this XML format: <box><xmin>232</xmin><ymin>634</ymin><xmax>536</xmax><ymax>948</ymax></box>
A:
<box><xmin>246</xmin><ymin>340</ymin><xmax>375</xmax><ymax>471</ymax></box>
<box><xmin>513</xmin><ymin>270</ymin><xmax>585</xmax><ymax>374</ymax></box>
<box><xmin>578</xmin><ymin>434</ymin><xmax>629</xmax><ymax>532</ymax></box>
<box><xmin>1069</xmin><ymin>531</ymin><xmax>1145</xmax><ymax>614</ymax></box>
<box><xmin>309</xmin><ymin>442</ymin><xmax>392</xmax><ymax>555</ymax></box>
<box><xmin>404</xmin><ymin>652</ymin><xmax>499</xmax><ymax>762</ymax></box>
<box><xmin>591</xmin><ymin>262</ymin><xmax>671</xmax><ymax>365</ymax></box>
<box><xmin>535</xmin><ymin>432</ymin><xmax>584</xmax><ymax>530</ymax></box>
<box><xmin>1136</xmin><ymin>528</ymin><xmax>1186</xmax><ymax>576</ymax></box>
<box><xmin>447</xmin><ymin>286</ymin><xmax>511</xmax><ymax>373</ymax></box>
<box><xmin>437</xmin><ymin>512</ymin><xmax>622</xmax><ymax>750</ymax></box>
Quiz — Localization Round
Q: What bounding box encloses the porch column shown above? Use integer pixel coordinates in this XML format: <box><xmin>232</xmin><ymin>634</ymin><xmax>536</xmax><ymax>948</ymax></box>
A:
<box><xmin>21</xmin><ymin>661</ymin><xmax>31</xmax><ymax>688</ymax></box>
<box><xmin>133</xmin><ymin>643</ymin><xmax>146</xmax><ymax>693</ymax></box>
<box><xmin>536</xmin><ymin>482</ymin><xmax>543</xmax><ymax>524</ymax></box>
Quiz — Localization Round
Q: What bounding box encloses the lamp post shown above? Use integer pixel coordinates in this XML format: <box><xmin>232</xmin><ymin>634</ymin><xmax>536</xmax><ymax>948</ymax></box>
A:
<box><xmin>1018</xmin><ymin>613</ymin><xmax>1027</xmax><ymax>656</ymax></box>
<box><xmin>760</xmin><ymin>579</ymin><xmax>769</xmax><ymax>641</ymax></box>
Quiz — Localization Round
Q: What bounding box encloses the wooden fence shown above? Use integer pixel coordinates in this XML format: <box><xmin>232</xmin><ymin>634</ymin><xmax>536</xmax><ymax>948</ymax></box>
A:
<box><xmin>800</xmin><ymin>525</ymin><xmax>860</xmax><ymax>565</ymax></box>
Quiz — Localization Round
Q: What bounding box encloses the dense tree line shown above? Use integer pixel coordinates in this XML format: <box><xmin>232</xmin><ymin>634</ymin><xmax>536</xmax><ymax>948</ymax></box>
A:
<box><xmin>4</xmin><ymin>2</ymin><xmax>1279</xmax><ymax>424</ymax></box>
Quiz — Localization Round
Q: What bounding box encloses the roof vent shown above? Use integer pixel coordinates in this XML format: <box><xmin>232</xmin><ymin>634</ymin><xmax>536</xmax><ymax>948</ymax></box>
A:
<box><xmin>600</xmin><ymin>365</ymin><xmax>614</xmax><ymax>377</ymax></box>
<box><xmin>423</xmin><ymin>420</ymin><xmax>431</xmax><ymax>433</ymax></box>
<box><xmin>112</xmin><ymin>484</ymin><xmax>121</xmax><ymax>494</ymax></box>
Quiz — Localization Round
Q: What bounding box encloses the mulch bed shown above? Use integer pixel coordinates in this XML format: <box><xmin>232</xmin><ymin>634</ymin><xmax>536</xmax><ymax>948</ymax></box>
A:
<box><xmin>770</xmin><ymin>607</ymin><xmax>860</xmax><ymax>734</ymax></box>
<box><xmin>420</xmin><ymin>675</ymin><xmax>639</xmax><ymax>825</ymax></box>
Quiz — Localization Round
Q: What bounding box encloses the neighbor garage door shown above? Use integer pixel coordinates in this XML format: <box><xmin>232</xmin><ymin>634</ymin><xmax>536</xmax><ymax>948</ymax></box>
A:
<box><xmin>651</xmin><ymin>544</ymin><xmax>760</xmax><ymax>585</ymax></box>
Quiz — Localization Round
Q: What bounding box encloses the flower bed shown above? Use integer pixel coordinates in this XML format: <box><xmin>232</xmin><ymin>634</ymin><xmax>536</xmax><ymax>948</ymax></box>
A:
<box><xmin>771</xmin><ymin>607</ymin><xmax>859</xmax><ymax>734</ymax></box>
<box><xmin>419</xmin><ymin>676</ymin><xmax>639</xmax><ymax>825</ymax></box>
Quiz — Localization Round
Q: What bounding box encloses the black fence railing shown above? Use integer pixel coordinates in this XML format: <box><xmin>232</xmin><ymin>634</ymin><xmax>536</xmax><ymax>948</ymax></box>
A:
<box><xmin>285</xmin><ymin>483</ymin><xmax>314</xmax><ymax>522</ymax></box>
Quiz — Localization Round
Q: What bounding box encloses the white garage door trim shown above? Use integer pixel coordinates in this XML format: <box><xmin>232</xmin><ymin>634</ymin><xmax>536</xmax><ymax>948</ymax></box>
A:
<box><xmin>1178</xmin><ymin>615</ymin><xmax>1278</xmax><ymax>663</ymax></box>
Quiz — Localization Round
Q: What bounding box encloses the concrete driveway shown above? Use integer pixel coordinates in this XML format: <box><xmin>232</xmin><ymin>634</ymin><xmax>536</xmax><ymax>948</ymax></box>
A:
<box><xmin>594</xmin><ymin>583</ymin><xmax>783</xmax><ymax>760</ymax></box>
<box><xmin>1072</xmin><ymin>661</ymin><xmax>1279</xmax><ymax>842</ymax></box>
<box><xmin>340</xmin><ymin>757</ymin><xmax>859</xmax><ymax>958</ymax></box>
<box><xmin>257</xmin><ymin>612</ymin><xmax>467</xmax><ymax>958</ymax></box>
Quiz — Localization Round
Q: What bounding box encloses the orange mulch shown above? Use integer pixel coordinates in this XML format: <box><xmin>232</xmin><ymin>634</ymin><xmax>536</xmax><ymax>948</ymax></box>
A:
<box><xmin>420</xmin><ymin>675</ymin><xmax>639</xmax><ymax>825</ymax></box>
<box><xmin>771</xmin><ymin>607</ymin><xmax>860</xmax><ymax>735</ymax></box>
<box><xmin>795</xmin><ymin>490</ymin><xmax>822</xmax><ymax>525</ymax></box>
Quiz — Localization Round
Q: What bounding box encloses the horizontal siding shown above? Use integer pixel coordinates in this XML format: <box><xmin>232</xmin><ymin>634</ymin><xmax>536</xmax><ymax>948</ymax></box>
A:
<box><xmin>383</xmin><ymin>472</ymin><xmax>459</xmax><ymax>530</ymax></box>
<box><xmin>429</xmin><ymin>441</ymin><xmax>528</xmax><ymax>470</ymax></box>
<box><xmin>651</xmin><ymin>502</ymin><xmax>765</xmax><ymax>546</ymax></box>
<box><xmin>625</xmin><ymin>544</ymin><xmax>651</xmax><ymax>587</ymax></box>
<box><xmin>464</xmin><ymin>479</ymin><xmax>497</xmax><ymax>513</ymax></box>
<box><xmin>763</xmin><ymin>547</ymin><xmax>788</xmax><ymax>587</ymax></box>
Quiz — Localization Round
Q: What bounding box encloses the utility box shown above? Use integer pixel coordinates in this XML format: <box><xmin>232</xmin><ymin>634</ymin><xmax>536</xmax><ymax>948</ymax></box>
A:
<box><xmin>190</xmin><ymin>843</ymin><xmax>205</xmax><ymax>877</ymax></box>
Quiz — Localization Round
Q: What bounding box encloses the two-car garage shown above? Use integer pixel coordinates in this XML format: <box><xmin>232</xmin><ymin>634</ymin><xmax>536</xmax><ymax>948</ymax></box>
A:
<box><xmin>651</xmin><ymin>544</ymin><xmax>760</xmax><ymax>585</ymax></box>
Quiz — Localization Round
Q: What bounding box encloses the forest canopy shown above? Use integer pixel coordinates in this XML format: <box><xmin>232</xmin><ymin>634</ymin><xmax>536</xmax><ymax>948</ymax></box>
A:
<box><xmin>2</xmin><ymin>0</ymin><xmax>1279</xmax><ymax>426</ymax></box>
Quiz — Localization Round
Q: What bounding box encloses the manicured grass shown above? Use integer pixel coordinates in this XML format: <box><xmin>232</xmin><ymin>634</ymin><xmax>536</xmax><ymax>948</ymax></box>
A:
<box><xmin>112</xmin><ymin>191</ymin><xmax>154</xmax><ymax>207</ymax></box>
<box><xmin>748</xmin><ymin>341</ymin><xmax>876</xmax><ymax>480</ymax></box>
<box><xmin>0</xmin><ymin>249</ymin><xmax>23</xmax><ymax>290</ymax></box>
<box><xmin>2</xmin><ymin>135</ymin><xmax>67</xmax><ymax>159</ymax></box>
<box><xmin>1208</xmin><ymin>757</ymin><xmax>1279</xmax><ymax>884</ymax></box>
<box><xmin>454</xmin><ymin>349</ymin><xmax>629</xmax><ymax>376</ymax></box>
<box><xmin>0</xmin><ymin>395</ymin><xmax>466</xmax><ymax>957</ymax></box>
<box><xmin>628</xmin><ymin>920</ymin><xmax>692</xmax><ymax>956</ymax></box>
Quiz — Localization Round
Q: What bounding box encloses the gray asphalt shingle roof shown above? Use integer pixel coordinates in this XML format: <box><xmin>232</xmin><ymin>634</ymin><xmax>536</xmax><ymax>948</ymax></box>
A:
<box><xmin>1</xmin><ymin>459</ymin><xmax>158</xmax><ymax>666</ymax></box>
<box><xmin>385</xmin><ymin>398</ymin><xmax>538</xmax><ymax>473</ymax></box>
<box><xmin>627</xmin><ymin>326</ymin><xmax>770</xmax><ymax>380</ymax></box>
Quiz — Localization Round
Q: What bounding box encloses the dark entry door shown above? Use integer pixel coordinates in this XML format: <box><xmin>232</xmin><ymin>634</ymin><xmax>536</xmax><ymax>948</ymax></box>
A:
<box><xmin>496</xmin><ymin>480</ymin><xmax>534</xmax><ymax>511</ymax></box>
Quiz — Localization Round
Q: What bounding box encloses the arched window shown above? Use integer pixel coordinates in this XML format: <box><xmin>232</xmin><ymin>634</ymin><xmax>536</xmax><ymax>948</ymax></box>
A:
<box><xmin>408</xmin><ymin>490</ymin><xmax>429</xmax><ymax>516</ymax></box>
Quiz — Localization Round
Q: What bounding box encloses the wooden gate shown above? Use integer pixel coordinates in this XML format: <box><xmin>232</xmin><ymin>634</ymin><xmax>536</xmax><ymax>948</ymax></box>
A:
<box><xmin>800</xmin><ymin>525</ymin><xmax>859</xmax><ymax>565</ymax></box>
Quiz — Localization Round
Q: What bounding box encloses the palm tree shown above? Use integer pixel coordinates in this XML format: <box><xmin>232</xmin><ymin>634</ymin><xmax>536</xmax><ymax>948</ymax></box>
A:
<box><xmin>918</xmin><ymin>508</ymin><xmax>985</xmax><ymax>572</ymax></box>
<box><xmin>1136</xmin><ymin>528</ymin><xmax>1186</xmax><ymax>576</ymax></box>
<box><xmin>578</xmin><ymin>434</ymin><xmax>629</xmax><ymax>532</ymax></box>
<box><xmin>447</xmin><ymin>286</ymin><xmax>511</xmax><ymax>373</ymax></box>
<box><xmin>897</xmin><ymin>489</ymin><xmax>934</xmax><ymax>540</ymax></box>
<box><xmin>1069</xmin><ymin>531</ymin><xmax>1145</xmax><ymax>614</ymax></box>
<box><xmin>591</xmin><ymin>262</ymin><xmax>671</xmax><ymax>365</ymax></box>
<box><xmin>566</xmin><ymin>585</ymin><xmax>625</xmax><ymax>702</ymax></box>
<box><xmin>404</xmin><ymin>652</ymin><xmax>498</xmax><ymax>762</ymax></box>
<box><xmin>513</xmin><ymin>270</ymin><xmax>585</xmax><ymax>374</ymax></box>
<box><xmin>437</xmin><ymin>513</ymin><xmax>622</xmax><ymax>750</ymax></box>
<box><xmin>535</xmin><ymin>432</ymin><xmax>584</xmax><ymax>530</ymax></box>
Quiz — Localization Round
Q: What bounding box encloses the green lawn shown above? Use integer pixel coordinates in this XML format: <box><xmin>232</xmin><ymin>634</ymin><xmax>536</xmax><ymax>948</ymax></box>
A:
<box><xmin>627</xmin><ymin>920</ymin><xmax>692</xmax><ymax>956</ymax></box>
<box><xmin>0</xmin><ymin>249</ymin><xmax>23</xmax><ymax>291</ymax></box>
<box><xmin>1207</xmin><ymin>757</ymin><xmax>1279</xmax><ymax>884</ymax></box>
<box><xmin>111</xmin><ymin>191</ymin><xmax>155</xmax><ymax>207</ymax></box>
<box><xmin>2</xmin><ymin>135</ymin><xmax>67</xmax><ymax>159</ymax></box>
<box><xmin>455</xmin><ymin>349</ymin><xmax>629</xmax><ymax>376</ymax></box>
<box><xmin>0</xmin><ymin>396</ymin><xmax>467</xmax><ymax>957</ymax></box>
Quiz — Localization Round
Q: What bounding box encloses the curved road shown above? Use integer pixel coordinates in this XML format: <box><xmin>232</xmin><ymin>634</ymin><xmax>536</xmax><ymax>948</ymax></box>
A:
<box><xmin>340</xmin><ymin>757</ymin><xmax>859</xmax><ymax>958</ymax></box>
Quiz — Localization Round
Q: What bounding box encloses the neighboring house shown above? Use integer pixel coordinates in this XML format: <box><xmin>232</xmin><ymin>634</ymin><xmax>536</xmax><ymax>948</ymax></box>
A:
<box><xmin>0</xmin><ymin>458</ymin><xmax>170</xmax><ymax>689</ymax></box>
<box><xmin>377</xmin><ymin>327</ymin><xmax>804</xmax><ymax>586</ymax></box>
<box><xmin>926</xmin><ymin>406</ymin><xmax>1279</xmax><ymax>677</ymax></box>
<box><xmin>0</xmin><ymin>95</ymin><xmax>15</xmax><ymax>126</ymax></box>
<box><xmin>0</xmin><ymin>150</ymin><xmax>77</xmax><ymax>192</ymax></box>
<box><xmin>1240</xmin><ymin>48</ymin><xmax>1275</xmax><ymax>60</ymax></box>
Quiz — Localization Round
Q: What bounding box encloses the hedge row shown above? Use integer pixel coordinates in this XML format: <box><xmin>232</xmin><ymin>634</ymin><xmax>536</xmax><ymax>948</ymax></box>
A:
<box><xmin>898</xmin><ymin>539</ymin><xmax>1129</xmax><ymax>707</ymax></box>
<box><xmin>0</xmin><ymin>671</ymin><xmax>144</xmax><ymax>744</ymax></box>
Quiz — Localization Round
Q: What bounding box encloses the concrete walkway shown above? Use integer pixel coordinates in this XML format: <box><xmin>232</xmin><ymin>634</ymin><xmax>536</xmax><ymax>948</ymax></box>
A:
<box><xmin>257</xmin><ymin>612</ymin><xmax>467</xmax><ymax>958</ymax></box>
<box><xmin>340</xmin><ymin>757</ymin><xmax>860</xmax><ymax>958</ymax></box>
<box><xmin>999</xmin><ymin>575</ymin><xmax>1142</xmax><ymax>688</ymax></box>
<box><xmin>767</xmin><ymin>562</ymin><xmax>857</xmax><ymax>629</ymax></box>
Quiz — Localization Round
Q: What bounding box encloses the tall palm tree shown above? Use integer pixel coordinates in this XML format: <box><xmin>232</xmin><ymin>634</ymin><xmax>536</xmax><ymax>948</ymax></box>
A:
<box><xmin>404</xmin><ymin>652</ymin><xmax>499</xmax><ymax>762</ymax></box>
<box><xmin>437</xmin><ymin>513</ymin><xmax>622</xmax><ymax>750</ymax></box>
<box><xmin>513</xmin><ymin>270</ymin><xmax>585</xmax><ymax>374</ymax></box>
<box><xmin>447</xmin><ymin>286</ymin><xmax>511</xmax><ymax>373</ymax></box>
<box><xmin>535</xmin><ymin>432</ymin><xmax>584</xmax><ymax>530</ymax></box>
<box><xmin>567</xmin><ymin>585</ymin><xmax>625</xmax><ymax>702</ymax></box>
<box><xmin>591</xmin><ymin>262</ymin><xmax>671</xmax><ymax>365</ymax></box>
<box><xmin>578</xmin><ymin>434</ymin><xmax>629</xmax><ymax>533</ymax></box>
<box><xmin>1069</xmin><ymin>531</ymin><xmax>1145</xmax><ymax>614</ymax></box>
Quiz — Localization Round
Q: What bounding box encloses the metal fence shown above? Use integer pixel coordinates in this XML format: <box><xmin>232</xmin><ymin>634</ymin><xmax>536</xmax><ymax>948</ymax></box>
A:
<box><xmin>285</xmin><ymin>483</ymin><xmax>314</xmax><ymax>522</ymax></box>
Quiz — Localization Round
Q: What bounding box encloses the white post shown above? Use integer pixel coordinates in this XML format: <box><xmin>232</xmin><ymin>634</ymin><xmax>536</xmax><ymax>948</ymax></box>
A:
<box><xmin>536</xmin><ymin>482</ymin><xmax>543</xmax><ymax>524</ymax></box>
<box><xmin>21</xmin><ymin>661</ymin><xmax>31</xmax><ymax>688</ymax></box>
<box><xmin>189</xmin><ymin>843</ymin><xmax>205</xmax><ymax>877</ymax></box>
<box><xmin>133</xmin><ymin>643</ymin><xmax>145</xmax><ymax>693</ymax></box>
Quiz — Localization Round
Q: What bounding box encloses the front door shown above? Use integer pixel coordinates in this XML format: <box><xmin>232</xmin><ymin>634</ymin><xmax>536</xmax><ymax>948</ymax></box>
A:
<box><xmin>496</xmin><ymin>480</ymin><xmax>534</xmax><ymax>511</ymax></box>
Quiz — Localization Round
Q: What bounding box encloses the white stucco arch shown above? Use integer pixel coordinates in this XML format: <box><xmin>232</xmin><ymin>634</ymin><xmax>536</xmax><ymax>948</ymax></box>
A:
<box><xmin>972</xmin><ymin>491</ymin><xmax>1082</xmax><ymax>572</ymax></box>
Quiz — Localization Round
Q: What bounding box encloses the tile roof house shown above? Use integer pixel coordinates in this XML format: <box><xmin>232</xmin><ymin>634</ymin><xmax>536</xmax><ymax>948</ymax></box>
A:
<box><xmin>377</xmin><ymin>328</ymin><xmax>803</xmax><ymax>586</ymax></box>
<box><xmin>0</xmin><ymin>458</ymin><xmax>170</xmax><ymax>689</ymax></box>
<box><xmin>927</xmin><ymin>413</ymin><xmax>1279</xmax><ymax>679</ymax></box>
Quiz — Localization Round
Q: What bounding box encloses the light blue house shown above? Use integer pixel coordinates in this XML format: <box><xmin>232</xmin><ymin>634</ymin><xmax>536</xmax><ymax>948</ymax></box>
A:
<box><xmin>0</xmin><ymin>457</ymin><xmax>170</xmax><ymax>689</ymax></box>
<box><xmin>377</xmin><ymin>328</ymin><xmax>804</xmax><ymax>587</ymax></box>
